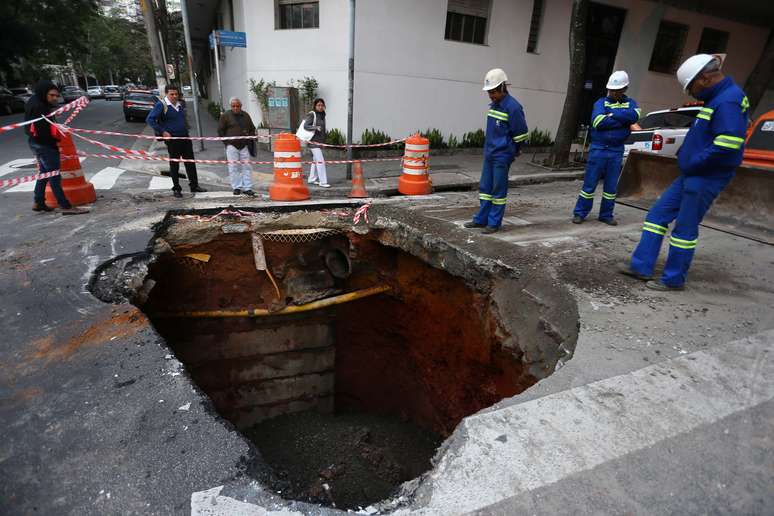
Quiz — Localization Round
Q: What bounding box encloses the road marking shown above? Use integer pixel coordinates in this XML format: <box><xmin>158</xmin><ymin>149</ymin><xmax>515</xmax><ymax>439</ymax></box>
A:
<box><xmin>194</xmin><ymin>191</ymin><xmax>237</xmax><ymax>199</ymax></box>
<box><xmin>3</xmin><ymin>158</ymin><xmax>88</xmax><ymax>192</ymax></box>
<box><xmin>148</xmin><ymin>176</ymin><xmax>172</xmax><ymax>190</ymax></box>
<box><xmin>416</xmin><ymin>330</ymin><xmax>774</xmax><ymax>514</ymax></box>
<box><xmin>0</xmin><ymin>159</ymin><xmax>37</xmax><ymax>178</ymax></box>
<box><xmin>503</xmin><ymin>215</ymin><xmax>531</xmax><ymax>226</ymax></box>
<box><xmin>497</xmin><ymin>234</ymin><xmax>577</xmax><ymax>247</ymax></box>
<box><xmin>88</xmin><ymin>167</ymin><xmax>125</xmax><ymax>190</ymax></box>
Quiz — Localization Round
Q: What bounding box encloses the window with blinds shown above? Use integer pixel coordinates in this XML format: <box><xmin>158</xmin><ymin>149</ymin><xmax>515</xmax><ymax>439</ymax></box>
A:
<box><xmin>276</xmin><ymin>0</ymin><xmax>319</xmax><ymax>30</ymax></box>
<box><xmin>445</xmin><ymin>0</ymin><xmax>490</xmax><ymax>45</ymax></box>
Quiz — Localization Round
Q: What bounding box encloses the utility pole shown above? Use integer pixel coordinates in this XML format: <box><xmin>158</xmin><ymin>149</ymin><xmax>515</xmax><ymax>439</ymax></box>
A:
<box><xmin>346</xmin><ymin>0</ymin><xmax>356</xmax><ymax>179</ymax></box>
<box><xmin>139</xmin><ymin>0</ymin><xmax>167</xmax><ymax>92</ymax></box>
<box><xmin>181</xmin><ymin>0</ymin><xmax>205</xmax><ymax>150</ymax></box>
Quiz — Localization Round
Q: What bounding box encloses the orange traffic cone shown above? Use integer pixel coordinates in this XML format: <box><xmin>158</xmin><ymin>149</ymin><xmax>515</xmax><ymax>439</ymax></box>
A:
<box><xmin>45</xmin><ymin>132</ymin><xmax>96</xmax><ymax>207</ymax></box>
<box><xmin>348</xmin><ymin>160</ymin><xmax>368</xmax><ymax>198</ymax></box>
<box><xmin>398</xmin><ymin>133</ymin><xmax>432</xmax><ymax>195</ymax></box>
<box><xmin>269</xmin><ymin>133</ymin><xmax>310</xmax><ymax>201</ymax></box>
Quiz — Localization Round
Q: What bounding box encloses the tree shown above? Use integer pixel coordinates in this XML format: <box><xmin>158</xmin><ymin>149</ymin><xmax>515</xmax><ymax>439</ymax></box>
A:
<box><xmin>548</xmin><ymin>0</ymin><xmax>589</xmax><ymax>168</ymax></box>
<box><xmin>81</xmin><ymin>12</ymin><xmax>154</xmax><ymax>85</ymax></box>
<box><xmin>744</xmin><ymin>31</ymin><xmax>774</xmax><ymax>115</ymax></box>
<box><xmin>0</xmin><ymin>0</ymin><xmax>99</xmax><ymax>83</ymax></box>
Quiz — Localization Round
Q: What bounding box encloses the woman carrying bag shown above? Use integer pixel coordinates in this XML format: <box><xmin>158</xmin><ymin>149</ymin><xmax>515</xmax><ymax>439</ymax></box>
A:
<box><xmin>302</xmin><ymin>98</ymin><xmax>330</xmax><ymax>188</ymax></box>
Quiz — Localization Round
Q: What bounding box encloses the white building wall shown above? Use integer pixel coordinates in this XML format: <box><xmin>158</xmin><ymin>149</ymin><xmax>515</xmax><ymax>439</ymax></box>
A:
<box><xmin>610</xmin><ymin>0</ymin><xmax>769</xmax><ymax>118</ymax></box>
<box><xmin>205</xmin><ymin>0</ymin><xmax>770</xmax><ymax>142</ymax></box>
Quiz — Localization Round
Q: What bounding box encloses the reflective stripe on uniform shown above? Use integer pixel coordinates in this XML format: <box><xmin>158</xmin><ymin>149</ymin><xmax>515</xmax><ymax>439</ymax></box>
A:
<box><xmin>512</xmin><ymin>132</ymin><xmax>529</xmax><ymax>142</ymax></box>
<box><xmin>741</xmin><ymin>96</ymin><xmax>750</xmax><ymax>113</ymax></box>
<box><xmin>696</xmin><ymin>107</ymin><xmax>714</xmax><ymax>121</ymax></box>
<box><xmin>669</xmin><ymin>235</ymin><xmax>698</xmax><ymax>249</ymax></box>
<box><xmin>592</xmin><ymin>114</ymin><xmax>606</xmax><ymax>128</ymax></box>
<box><xmin>479</xmin><ymin>193</ymin><xmax>493</xmax><ymax>201</ymax></box>
<box><xmin>643</xmin><ymin>222</ymin><xmax>667</xmax><ymax>236</ymax></box>
<box><xmin>601</xmin><ymin>191</ymin><xmax>616</xmax><ymax>200</ymax></box>
<box><xmin>487</xmin><ymin>109</ymin><xmax>509</xmax><ymax>121</ymax></box>
<box><xmin>713</xmin><ymin>134</ymin><xmax>744</xmax><ymax>150</ymax></box>
<box><xmin>635</xmin><ymin>108</ymin><xmax>641</xmax><ymax>119</ymax></box>
<box><xmin>491</xmin><ymin>197</ymin><xmax>507</xmax><ymax>205</ymax></box>
<box><xmin>578</xmin><ymin>190</ymin><xmax>594</xmax><ymax>200</ymax></box>
<box><xmin>604</xmin><ymin>102</ymin><xmax>630</xmax><ymax>108</ymax></box>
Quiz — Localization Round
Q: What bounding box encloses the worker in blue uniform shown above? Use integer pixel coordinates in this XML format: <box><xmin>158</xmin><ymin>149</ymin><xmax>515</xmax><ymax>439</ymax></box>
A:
<box><xmin>620</xmin><ymin>54</ymin><xmax>748</xmax><ymax>291</ymax></box>
<box><xmin>573</xmin><ymin>71</ymin><xmax>640</xmax><ymax>226</ymax></box>
<box><xmin>464</xmin><ymin>68</ymin><xmax>529</xmax><ymax>234</ymax></box>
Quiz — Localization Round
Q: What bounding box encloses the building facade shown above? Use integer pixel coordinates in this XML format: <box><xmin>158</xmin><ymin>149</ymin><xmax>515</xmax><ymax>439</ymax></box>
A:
<box><xmin>203</xmin><ymin>0</ymin><xmax>771</xmax><ymax>142</ymax></box>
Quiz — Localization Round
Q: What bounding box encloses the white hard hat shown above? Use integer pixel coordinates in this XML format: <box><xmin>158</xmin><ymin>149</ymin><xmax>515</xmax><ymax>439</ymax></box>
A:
<box><xmin>676</xmin><ymin>54</ymin><xmax>725</xmax><ymax>92</ymax></box>
<box><xmin>482</xmin><ymin>68</ymin><xmax>509</xmax><ymax>91</ymax></box>
<box><xmin>606</xmin><ymin>70</ymin><xmax>629</xmax><ymax>90</ymax></box>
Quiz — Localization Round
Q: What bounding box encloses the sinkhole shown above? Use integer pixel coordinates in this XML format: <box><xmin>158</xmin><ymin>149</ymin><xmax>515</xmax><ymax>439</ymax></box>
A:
<box><xmin>92</xmin><ymin>207</ymin><xmax>578</xmax><ymax>511</ymax></box>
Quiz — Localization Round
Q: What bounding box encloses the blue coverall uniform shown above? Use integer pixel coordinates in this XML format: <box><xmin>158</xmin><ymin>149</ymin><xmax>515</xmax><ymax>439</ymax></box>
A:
<box><xmin>472</xmin><ymin>93</ymin><xmax>529</xmax><ymax>228</ymax></box>
<box><xmin>574</xmin><ymin>95</ymin><xmax>640</xmax><ymax>221</ymax></box>
<box><xmin>629</xmin><ymin>76</ymin><xmax>748</xmax><ymax>287</ymax></box>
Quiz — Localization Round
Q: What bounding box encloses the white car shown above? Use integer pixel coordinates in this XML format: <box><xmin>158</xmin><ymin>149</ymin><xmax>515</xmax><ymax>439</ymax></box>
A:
<box><xmin>87</xmin><ymin>86</ymin><xmax>104</xmax><ymax>99</ymax></box>
<box><xmin>624</xmin><ymin>106</ymin><xmax>702</xmax><ymax>157</ymax></box>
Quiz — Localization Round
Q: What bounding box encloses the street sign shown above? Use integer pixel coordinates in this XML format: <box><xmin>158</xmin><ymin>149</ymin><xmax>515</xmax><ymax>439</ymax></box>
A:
<box><xmin>209</xmin><ymin>30</ymin><xmax>247</xmax><ymax>48</ymax></box>
<box><xmin>166</xmin><ymin>64</ymin><xmax>175</xmax><ymax>80</ymax></box>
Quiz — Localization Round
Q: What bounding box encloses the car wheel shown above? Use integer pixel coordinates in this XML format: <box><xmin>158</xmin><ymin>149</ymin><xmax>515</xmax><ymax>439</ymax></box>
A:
<box><xmin>2</xmin><ymin>104</ymin><xmax>11</xmax><ymax>115</ymax></box>
<box><xmin>125</xmin><ymin>114</ymin><xmax>132</xmax><ymax>122</ymax></box>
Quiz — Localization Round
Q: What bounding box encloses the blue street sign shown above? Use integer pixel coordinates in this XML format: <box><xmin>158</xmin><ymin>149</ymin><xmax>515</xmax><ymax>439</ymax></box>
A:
<box><xmin>209</xmin><ymin>30</ymin><xmax>247</xmax><ymax>48</ymax></box>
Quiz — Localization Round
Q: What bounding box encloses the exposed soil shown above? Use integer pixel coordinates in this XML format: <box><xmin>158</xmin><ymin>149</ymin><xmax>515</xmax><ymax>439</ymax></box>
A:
<box><xmin>244</xmin><ymin>410</ymin><xmax>441</xmax><ymax>510</ymax></box>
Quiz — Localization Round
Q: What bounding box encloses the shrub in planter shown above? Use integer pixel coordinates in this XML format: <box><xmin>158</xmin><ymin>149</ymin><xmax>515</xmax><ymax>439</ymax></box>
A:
<box><xmin>419</xmin><ymin>128</ymin><xmax>447</xmax><ymax>149</ymax></box>
<box><xmin>360</xmin><ymin>128</ymin><xmax>393</xmax><ymax>146</ymax></box>
<box><xmin>207</xmin><ymin>101</ymin><xmax>222</xmax><ymax>120</ymax></box>
<box><xmin>461</xmin><ymin>129</ymin><xmax>485</xmax><ymax>148</ymax></box>
<box><xmin>527</xmin><ymin>128</ymin><xmax>553</xmax><ymax>147</ymax></box>
<box><xmin>326</xmin><ymin>128</ymin><xmax>346</xmax><ymax>146</ymax></box>
<box><xmin>447</xmin><ymin>134</ymin><xmax>459</xmax><ymax>149</ymax></box>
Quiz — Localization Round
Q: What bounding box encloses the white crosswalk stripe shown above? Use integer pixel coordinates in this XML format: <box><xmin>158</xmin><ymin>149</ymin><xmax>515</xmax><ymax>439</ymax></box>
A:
<box><xmin>3</xmin><ymin>158</ymin><xmax>89</xmax><ymax>193</ymax></box>
<box><xmin>89</xmin><ymin>167</ymin><xmax>126</xmax><ymax>190</ymax></box>
<box><xmin>148</xmin><ymin>176</ymin><xmax>173</xmax><ymax>190</ymax></box>
<box><xmin>0</xmin><ymin>159</ymin><xmax>37</xmax><ymax>178</ymax></box>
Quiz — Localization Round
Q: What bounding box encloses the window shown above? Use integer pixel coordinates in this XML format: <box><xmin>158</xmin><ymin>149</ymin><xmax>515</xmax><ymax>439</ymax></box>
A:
<box><xmin>526</xmin><ymin>0</ymin><xmax>544</xmax><ymax>53</ymax></box>
<box><xmin>276</xmin><ymin>0</ymin><xmax>319</xmax><ymax>30</ymax></box>
<box><xmin>648</xmin><ymin>21</ymin><xmax>689</xmax><ymax>74</ymax></box>
<box><xmin>445</xmin><ymin>0</ymin><xmax>489</xmax><ymax>45</ymax></box>
<box><xmin>697</xmin><ymin>27</ymin><xmax>729</xmax><ymax>54</ymax></box>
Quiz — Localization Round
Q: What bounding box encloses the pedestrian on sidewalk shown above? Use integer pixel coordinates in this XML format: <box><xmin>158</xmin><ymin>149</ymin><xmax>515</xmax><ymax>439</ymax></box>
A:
<box><xmin>146</xmin><ymin>84</ymin><xmax>207</xmax><ymax>198</ymax></box>
<box><xmin>218</xmin><ymin>97</ymin><xmax>256</xmax><ymax>196</ymax></box>
<box><xmin>24</xmin><ymin>80</ymin><xmax>88</xmax><ymax>215</ymax></box>
<box><xmin>620</xmin><ymin>54</ymin><xmax>748</xmax><ymax>291</ymax></box>
<box><xmin>464</xmin><ymin>69</ymin><xmax>528</xmax><ymax>234</ymax></box>
<box><xmin>572</xmin><ymin>71</ymin><xmax>640</xmax><ymax>226</ymax></box>
<box><xmin>305</xmin><ymin>98</ymin><xmax>330</xmax><ymax>188</ymax></box>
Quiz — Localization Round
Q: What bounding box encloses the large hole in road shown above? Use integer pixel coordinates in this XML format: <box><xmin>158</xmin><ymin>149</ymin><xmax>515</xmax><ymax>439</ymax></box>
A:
<box><xmin>93</xmin><ymin>208</ymin><xmax>577</xmax><ymax>511</ymax></box>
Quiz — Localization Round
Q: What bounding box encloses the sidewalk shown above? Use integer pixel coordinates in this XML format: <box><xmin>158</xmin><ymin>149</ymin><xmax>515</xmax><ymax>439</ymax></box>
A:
<box><xmin>120</xmin><ymin>99</ymin><xmax>585</xmax><ymax>196</ymax></box>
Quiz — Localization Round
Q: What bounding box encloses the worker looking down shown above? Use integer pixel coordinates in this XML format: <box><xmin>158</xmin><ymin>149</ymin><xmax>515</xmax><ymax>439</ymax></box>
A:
<box><xmin>620</xmin><ymin>54</ymin><xmax>749</xmax><ymax>291</ymax></box>
<box><xmin>572</xmin><ymin>71</ymin><xmax>640</xmax><ymax>226</ymax></box>
<box><xmin>464</xmin><ymin>68</ymin><xmax>529</xmax><ymax>234</ymax></box>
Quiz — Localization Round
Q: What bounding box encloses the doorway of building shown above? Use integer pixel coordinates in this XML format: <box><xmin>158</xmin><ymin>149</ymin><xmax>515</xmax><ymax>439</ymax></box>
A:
<box><xmin>580</xmin><ymin>3</ymin><xmax>627</xmax><ymax>127</ymax></box>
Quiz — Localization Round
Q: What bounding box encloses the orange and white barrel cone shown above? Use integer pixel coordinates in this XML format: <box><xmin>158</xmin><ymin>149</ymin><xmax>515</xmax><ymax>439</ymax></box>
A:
<box><xmin>45</xmin><ymin>132</ymin><xmax>96</xmax><ymax>207</ymax></box>
<box><xmin>348</xmin><ymin>160</ymin><xmax>368</xmax><ymax>198</ymax></box>
<box><xmin>398</xmin><ymin>133</ymin><xmax>432</xmax><ymax>195</ymax></box>
<box><xmin>269</xmin><ymin>133</ymin><xmax>310</xmax><ymax>201</ymax></box>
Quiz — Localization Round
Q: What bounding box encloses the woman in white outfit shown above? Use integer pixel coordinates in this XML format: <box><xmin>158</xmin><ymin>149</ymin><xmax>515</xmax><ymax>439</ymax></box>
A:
<box><xmin>305</xmin><ymin>98</ymin><xmax>330</xmax><ymax>188</ymax></box>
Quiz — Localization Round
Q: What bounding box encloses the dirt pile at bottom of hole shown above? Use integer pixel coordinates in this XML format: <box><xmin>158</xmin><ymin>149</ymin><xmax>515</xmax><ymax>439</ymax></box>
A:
<box><xmin>245</xmin><ymin>410</ymin><xmax>442</xmax><ymax>510</ymax></box>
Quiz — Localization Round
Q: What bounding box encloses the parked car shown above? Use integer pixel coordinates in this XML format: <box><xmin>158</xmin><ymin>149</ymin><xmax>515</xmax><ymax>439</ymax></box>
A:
<box><xmin>9</xmin><ymin>87</ymin><xmax>33</xmax><ymax>102</ymax></box>
<box><xmin>0</xmin><ymin>86</ymin><xmax>26</xmax><ymax>114</ymax></box>
<box><xmin>123</xmin><ymin>91</ymin><xmax>157</xmax><ymax>122</ymax></box>
<box><xmin>742</xmin><ymin>109</ymin><xmax>774</xmax><ymax>169</ymax></box>
<box><xmin>624</xmin><ymin>105</ymin><xmax>703</xmax><ymax>158</ymax></box>
<box><xmin>103</xmin><ymin>85</ymin><xmax>123</xmax><ymax>101</ymax></box>
<box><xmin>62</xmin><ymin>86</ymin><xmax>87</xmax><ymax>103</ymax></box>
<box><xmin>87</xmin><ymin>86</ymin><xmax>104</xmax><ymax>99</ymax></box>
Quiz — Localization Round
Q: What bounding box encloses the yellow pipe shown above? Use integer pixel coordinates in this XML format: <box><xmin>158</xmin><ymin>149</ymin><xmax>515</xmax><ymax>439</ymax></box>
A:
<box><xmin>153</xmin><ymin>284</ymin><xmax>392</xmax><ymax>318</ymax></box>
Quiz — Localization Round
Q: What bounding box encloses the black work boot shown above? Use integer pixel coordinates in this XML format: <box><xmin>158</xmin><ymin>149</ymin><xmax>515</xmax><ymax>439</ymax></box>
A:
<box><xmin>463</xmin><ymin>221</ymin><xmax>486</xmax><ymax>229</ymax></box>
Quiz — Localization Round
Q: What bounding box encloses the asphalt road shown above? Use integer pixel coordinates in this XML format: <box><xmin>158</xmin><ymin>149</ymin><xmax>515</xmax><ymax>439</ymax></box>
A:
<box><xmin>0</xmin><ymin>97</ymin><xmax>146</xmax><ymax>169</ymax></box>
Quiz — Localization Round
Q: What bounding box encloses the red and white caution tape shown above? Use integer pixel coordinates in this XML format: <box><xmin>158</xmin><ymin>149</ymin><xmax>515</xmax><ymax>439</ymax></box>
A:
<box><xmin>0</xmin><ymin>96</ymin><xmax>89</xmax><ymax>135</ymax></box>
<box><xmin>353</xmin><ymin>203</ymin><xmax>371</xmax><ymax>224</ymax></box>
<box><xmin>61</xmin><ymin>125</ymin><xmax>407</xmax><ymax>148</ymax></box>
<box><xmin>0</xmin><ymin>170</ymin><xmax>60</xmax><ymax>189</ymax></box>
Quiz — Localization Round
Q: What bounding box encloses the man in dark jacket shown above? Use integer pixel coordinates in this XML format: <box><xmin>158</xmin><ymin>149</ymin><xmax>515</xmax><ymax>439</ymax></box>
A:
<box><xmin>24</xmin><ymin>80</ymin><xmax>88</xmax><ymax>214</ymax></box>
<box><xmin>218</xmin><ymin>97</ymin><xmax>256</xmax><ymax>196</ymax></box>
<box><xmin>146</xmin><ymin>84</ymin><xmax>206</xmax><ymax>198</ymax></box>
